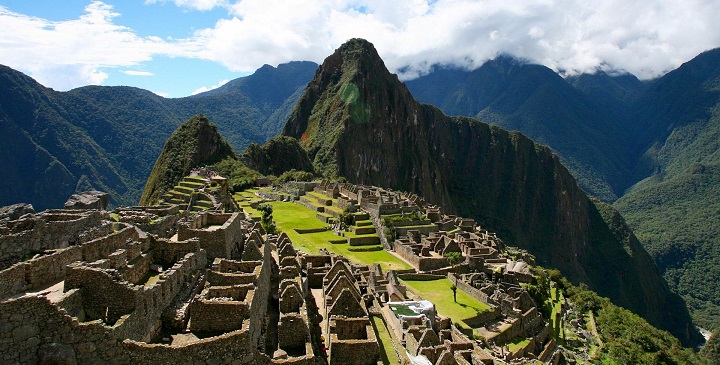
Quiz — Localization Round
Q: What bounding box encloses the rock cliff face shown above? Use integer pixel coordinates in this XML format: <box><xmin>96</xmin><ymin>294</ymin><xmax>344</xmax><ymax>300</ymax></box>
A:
<box><xmin>140</xmin><ymin>115</ymin><xmax>235</xmax><ymax>205</ymax></box>
<box><xmin>283</xmin><ymin>38</ymin><xmax>699</xmax><ymax>344</ymax></box>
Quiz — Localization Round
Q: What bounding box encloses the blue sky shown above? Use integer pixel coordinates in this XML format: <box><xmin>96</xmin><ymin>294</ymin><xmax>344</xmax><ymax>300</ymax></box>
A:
<box><xmin>1</xmin><ymin>0</ymin><xmax>719</xmax><ymax>97</ymax></box>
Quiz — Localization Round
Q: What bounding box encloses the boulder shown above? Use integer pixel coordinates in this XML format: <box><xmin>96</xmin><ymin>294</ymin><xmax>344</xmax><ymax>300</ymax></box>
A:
<box><xmin>0</xmin><ymin>203</ymin><xmax>35</xmax><ymax>221</ymax></box>
<box><xmin>64</xmin><ymin>191</ymin><xmax>109</xmax><ymax>211</ymax></box>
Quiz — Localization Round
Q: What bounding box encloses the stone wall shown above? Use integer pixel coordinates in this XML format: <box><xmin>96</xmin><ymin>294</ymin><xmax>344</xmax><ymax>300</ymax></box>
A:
<box><xmin>0</xmin><ymin>245</ymin><xmax>84</xmax><ymax>299</ymax></box>
<box><xmin>278</xmin><ymin>313</ymin><xmax>309</xmax><ymax>354</ymax></box>
<box><xmin>188</xmin><ymin>299</ymin><xmax>250</xmax><ymax>332</ymax></box>
<box><xmin>0</xmin><ymin>263</ymin><xmax>27</xmax><ymax>298</ymax></box>
<box><xmin>81</xmin><ymin>226</ymin><xmax>140</xmax><ymax>263</ymax></box>
<box><xmin>0</xmin><ymin>210</ymin><xmax>105</xmax><ymax>270</ymax></box>
<box><xmin>448</xmin><ymin>273</ymin><xmax>497</xmax><ymax>307</ymax></box>
<box><xmin>327</xmin><ymin>337</ymin><xmax>380</xmax><ymax>365</ymax></box>
<box><xmin>64</xmin><ymin>264</ymin><xmax>138</xmax><ymax>324</ymax></box>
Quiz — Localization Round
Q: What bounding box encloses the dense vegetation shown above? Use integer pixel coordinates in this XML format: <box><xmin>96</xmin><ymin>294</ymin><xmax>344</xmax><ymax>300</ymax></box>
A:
<box><xmin>701</xmin><ymin>329</ymin><xmax>720</xmax><ymax>364</ymax></box>
<box><xmin>282</xmin><ymin>38</ymin><xmax>699</xmax><ymax>344</ymax></box>
<box><xmin>529</xmin><ymin>268</ymin><xmax>709</xmax><ymax>364</ymax></box>
<box><xmin>614</xmin><ymin>49</ymin><xmax>720</xmax><ymax>330</ymax></box>
<box><xmin>139</xmin><ymin>115</ymin><xmax>235</xmax><ymax>205</ymax></box>
<box><xmin>242</xmin><ymin>135</ymin><xmax>314</xmax><ymax>176</ymax></box>
<box><xmin>0</xmin><ymin>62</ymin><xmax>317</xmax><ymax>209</ymax></box>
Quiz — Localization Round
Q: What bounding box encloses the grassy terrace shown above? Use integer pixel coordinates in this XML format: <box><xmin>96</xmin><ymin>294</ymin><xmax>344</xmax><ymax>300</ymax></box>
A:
<box><xmin>269</xmin><ymin>201</ymin><xmax>410</xmax><ymax>271</ymax></box>
<box><xmin>234</xmin><ymin>189</ymin><xmax>261</xmax><ymax>218</ymax></box>
<box><xmin>372</xmin><ymin>316</ymin><xmax>401</xmax><ymax>365</ymax></box>
<box><xmin>401</xmin><ymin>278</ymin><xmax>492</xmax><ymax>328</ymax></box>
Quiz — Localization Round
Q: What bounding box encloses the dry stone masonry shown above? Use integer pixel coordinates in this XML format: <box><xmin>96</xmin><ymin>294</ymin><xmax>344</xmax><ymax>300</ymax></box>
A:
<box><xmin>1</xmin><ymin>178</ymin><xmax>576</xmax><ymax>364</ymax></box>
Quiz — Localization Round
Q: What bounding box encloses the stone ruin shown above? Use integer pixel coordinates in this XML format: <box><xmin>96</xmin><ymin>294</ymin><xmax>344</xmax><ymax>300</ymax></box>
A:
<box><xmin>0</xmin><ymin>180</ymin><xmax>567</xmax><ymax>364</ymax></box>
<box><xmin>0</xmin><ymin>203</ymin><xmax>323</xmax><ymax>364</ymax></box>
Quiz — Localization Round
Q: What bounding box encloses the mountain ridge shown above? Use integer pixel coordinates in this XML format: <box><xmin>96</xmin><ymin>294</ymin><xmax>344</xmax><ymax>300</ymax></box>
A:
<box><xmin>0</xmin><ymin>61</ymin><xmax>318</xmax><ymax>210</ymax></box>
<box><xmin>282</xmin><ymin>38</ymin><xmax>699</xmax><ymax>344</ymax></box>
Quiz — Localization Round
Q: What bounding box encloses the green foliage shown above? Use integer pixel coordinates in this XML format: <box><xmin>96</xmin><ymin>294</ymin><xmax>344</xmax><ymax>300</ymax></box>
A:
<box><xmin>563</xmin><ymin>283</ymin><xmax>709</xmax><ymax>365</ymax></box>
<box><xmin>444</xmin><ymin>251</ymin><xmax>463</xmax><ymax>268</ymax></box>
<box><xmin>212</xmin><ymin>158</ymin><xmax>263</xmax><ymax>192</ymax></box>
<box><xmin>243</xmin><ymin>135</ymin><xmax>314</xmax><ymax>176</ymax></box>
<box><xmin>701</xmin><ymin>329</ymin><xmax>720</xmax><ymax>364</ymax></box>
<box><xmin>275</xmin><ymin>169</ymin><xmax>315</xmax><ymax>184</ymax></box>
<box><xmin>381</xmin><ymin>212</ymin><xmax>423</xmax><ymax>226</ymax></box>
<box><xmin>257</xmin><ymin>203</ymin><xmax>276</xmax><ymax>235</ymax></box>
<box><xmin>616</xmin><ymin>164</ymin><xmax>720</xmax><ymax>330</ymax></box>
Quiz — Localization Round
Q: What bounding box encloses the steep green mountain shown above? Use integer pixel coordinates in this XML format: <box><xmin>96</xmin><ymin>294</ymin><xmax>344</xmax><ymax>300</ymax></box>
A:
<box><xmin>567</xmin><ymin>71</ymin><xmax>647</xmax><ymax>126</ymax></box>
<box><xmin>283</xmin><ymin>38</ymin><xmax>700</xmax><ymax>344</ymax></box>
<box><xmin>614</xmin><ymin>48</ymin><xmax>720</xmax><ymax>330</ymax></box>
<box><xmin>0</xmin><ymin>61</ymin><xmax>317</xmax><ymax>210</ymax></box>
<box><xmin>242</xmin><ymin>135</ymin><xmax>314</xmax><ymax>176</ymax></box>
<box><xmin>0</xmin><ymin>65</ymin><xmax>137</xmax><ymax>209</ymax></box>
<box><xmin>405</xmin><ymin>59</ymin><xmax>633</xmax><ymax>202</ymax></box>
<box><xmin>139</xmin><ymin>115</ymin><xmax>235</xmax><ymax>205</ymax></box>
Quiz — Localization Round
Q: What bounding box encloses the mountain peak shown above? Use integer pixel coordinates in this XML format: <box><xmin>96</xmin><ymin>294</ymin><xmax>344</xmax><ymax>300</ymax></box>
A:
<box><xmin>139</xmin><ymin>114</ymin><xmax>235</xmax><ymax>205</ymax></box>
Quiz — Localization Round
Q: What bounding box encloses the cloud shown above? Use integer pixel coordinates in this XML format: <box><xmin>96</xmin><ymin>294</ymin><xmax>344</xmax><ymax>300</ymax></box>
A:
<box><xmin>191</xmin><ymin>78</ymin><xmax>228</xmax><ymax>95</ymax></box>
<box><xmin>121</xmin><ymin>70</ymin><xmax>154</xmax><ymax>76</ymax></box>
<box><xmin>188</xmin><ymin>0</ymin><xmax>720</xmax><ymax>80</ymax></box>
<box><xmin>144</xmin><ymin>0</ymin><xmax>227</xmax><ymax>11</ymax></box>
<box><xmin>1</xmin><ymin>0</ymin><xmax>719</xmax><ymax>93</ymax></box>
<box><xmin>0</xmin><ymin>1</ymin><xmax>194</xmax><ymax>90</ymax></box>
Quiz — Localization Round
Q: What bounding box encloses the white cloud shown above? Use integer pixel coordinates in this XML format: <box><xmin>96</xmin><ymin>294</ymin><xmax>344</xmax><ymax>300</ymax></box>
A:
<box><xmin>191</xmin><ymin>78</ymin><xmax>228</xmax><ymax>95</ymax></box>
<box><xmin>0</xmin><ymin>1</ymin><xmax>195</xmax><ymax>90</ymax></box>
<box><xmin>144</xmin><ymin>0</ymin><xmax>227</xmax><ymax>11</ymax></box>
<box><xmin>187</xmin><ymin>0</ymin><xmax>720</xmax><ymax>80</ymax></box>
<box><xmin>121</xmin><ymin>70</ymin><xmax>154</xmax><ymax>76</ymax></box>
<box><xmin>1</xmin><ymin>0</ymin><xmax>719</xmax><ymax>93</ymax></box>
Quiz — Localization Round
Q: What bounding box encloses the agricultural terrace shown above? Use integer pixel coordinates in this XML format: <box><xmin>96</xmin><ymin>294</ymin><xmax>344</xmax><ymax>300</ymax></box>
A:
<box><xmin>269</xmin><ymin>201</ymin><xmax>411</xmax><ymax>271</ymax></box>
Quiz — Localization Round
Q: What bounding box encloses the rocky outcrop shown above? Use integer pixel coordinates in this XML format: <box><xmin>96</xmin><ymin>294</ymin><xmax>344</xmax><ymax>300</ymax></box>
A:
<box><xmin>64</xmin><ymin>191</ymin><xmax>109</xmax><ymax>210</ymax></box>
<box><xmin>283</xmin><ymin>38</ymin><xmax>699</xmax><ymax>344</ymax></box>
<box><xmin>0</xmin><ymin>203</ymin><xmax>34</xmax><ymax>221</ymax></box>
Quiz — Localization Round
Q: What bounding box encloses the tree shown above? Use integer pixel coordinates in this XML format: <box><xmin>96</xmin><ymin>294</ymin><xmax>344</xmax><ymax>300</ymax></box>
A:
<box><xmin>445</xmin><ymin>251</ymin><xmax>463</xmax><ymax>302</ymax></box>
<box><xmin>257</xmin><ymin>203</ymin><xmax>276</xmax><ymax>235</ymax></box>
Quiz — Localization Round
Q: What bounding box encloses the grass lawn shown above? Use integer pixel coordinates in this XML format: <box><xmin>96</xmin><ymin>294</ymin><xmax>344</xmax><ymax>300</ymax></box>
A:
<box><xmin>401</xmin><ymin>278</ymin><xmax>491</xmax><ymax>325</ymax></box>
<box><xmin>508</xmin><ymin>337</ymin><xmax>531</xmax><ymax>352</ymax></box>
<box><xmin>372</xmin><ymin>316</ymin><xmax>401</xmax><ymax>365</ymax></box>
<box><xmin>270</xmin><ymin>201</ymin><xmax>411</xmax><ymax>272</ymax></box>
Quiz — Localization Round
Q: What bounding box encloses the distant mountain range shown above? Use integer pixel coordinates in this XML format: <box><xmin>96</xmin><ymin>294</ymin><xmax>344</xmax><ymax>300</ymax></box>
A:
<box><xmin>0</xmin><ymin>61</ymin><xmax>317</xmax><ymax>210</ymax></box>
<box><xmin>406</xmin><ymin>48</ymin><xmax>720</xmax><ymax>331</ymax></box>
<box><xmin>1</xmin><ymin>43</ymin><xmax>718</xmax><ymax>332</ymax></box>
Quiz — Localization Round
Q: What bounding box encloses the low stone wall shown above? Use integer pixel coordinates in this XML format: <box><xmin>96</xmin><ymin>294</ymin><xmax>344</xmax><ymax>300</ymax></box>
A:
<box><xmin>27</xmin><ymin>246</ymin><xmax>83</xmax><ymax>288</ymax></box>
<box><xmin>347</xmin><ymin>235</ymin><xmax>380</xmax><ymax>246</ymax></box>
<box><xmin>397</xmin><ymin>273</ymin><xmax>445</xmax><ymax>281</ymax></box>
<box><xmin>417</xmin><ymin>257</ymin><xmax>449</xmax><ymax>272</ymax></box>
<box><xmin>328</xmin><ymin>337</ymin><xmax>380</xmax><ymax>365</ymax></box>
<box><xmin>461</xmin><ymin>308</ymin><xmax>500</xmax><ymax>328</ymax></box>
<box><xmin>81</xmin><ymin>226</ymin><xmax>139</xmax><ymax>263</ymax></box>
<box><xmin>123</xmin><ymin>327</ymin><xmax>258</xmax><ymax>364</ymax></box>
<box><xmin>0</xmin><ymin>263</ymin><xmax>27</xmax><ymax>298</ymax></box>
<box><xmin>395</xmin><ymin>224</ymin><xmax>439</xmax><ymax>237</ymax></box>
<box><xmin>189</xmin><ymin>300</ymin><xmax>250</xmax><ymax>332</ymax></box>
<box><xmin>294</xmin><ymin>227</ymin><xmax>328</xmax><ymax>234</ymax></box>
<box><xmin>0</xmin><ymin>210</ymin><xmax>105</xmax><ymax>270</ymax></box>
